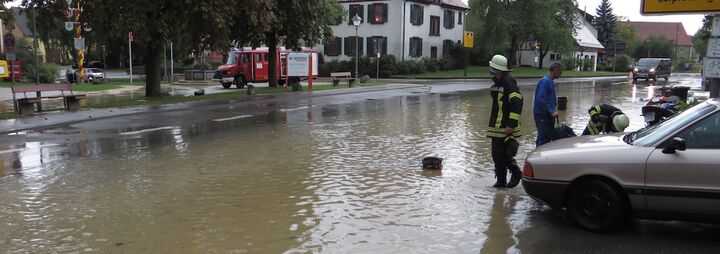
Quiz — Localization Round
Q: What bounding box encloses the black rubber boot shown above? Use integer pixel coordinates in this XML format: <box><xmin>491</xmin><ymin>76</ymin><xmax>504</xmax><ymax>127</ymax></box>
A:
<box><xmin>506</xmin><ymin>166</ymin><xmax>522</xmax><ymax>188</ymax></box>
<box><xmin>493</xmin><ymin>169</ymin><xmax>507</xmax><ymax>188</ymax></box>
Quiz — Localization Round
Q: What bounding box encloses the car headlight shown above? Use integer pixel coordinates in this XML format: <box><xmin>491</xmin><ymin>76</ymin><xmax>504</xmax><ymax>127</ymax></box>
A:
<box><xmin>633</xmin><ymin>68</ymin><xmax>638</xmax><ymax>72</ymax></box>
<box><xmin>650</xmin><ymin>68</ymin><xmax>655</xmax><ymax>72</ymax></box>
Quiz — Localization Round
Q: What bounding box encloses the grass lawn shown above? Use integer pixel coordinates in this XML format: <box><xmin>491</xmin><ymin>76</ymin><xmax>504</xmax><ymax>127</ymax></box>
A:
<box><xmin>397</xmin><ymin>66</ymin><xmax>629</xmax><ymax>79</ymax></box>
<box><xmin>1</xmin><ymin>79</ymin><xmax>145</xmax><ymax>92</ymax></box>
<box><xmin>86</xmin><ymin>82</ymin><xmax>385</xmax><ymax>109</ymax></box>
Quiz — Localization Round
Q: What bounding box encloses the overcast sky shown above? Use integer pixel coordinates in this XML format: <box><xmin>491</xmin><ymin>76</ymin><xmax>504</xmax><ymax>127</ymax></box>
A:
<box><xmin>460</xmin><ymin>0</ymin><xmax>706</xmax><ymax>35</ymax></box>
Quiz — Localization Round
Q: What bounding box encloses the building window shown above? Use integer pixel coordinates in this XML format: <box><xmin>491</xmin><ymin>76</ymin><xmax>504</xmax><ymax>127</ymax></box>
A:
<box><xmin>458</xmin><ymin>11</ymin><xmax>463</xmax><ymax>25</ymax></box>
<box><xmin>550</xmin><ymin>53</ymin><xmax>562</xmax><ymax>61</ymax></box>
<box><xmin>443</xmin><ymin>40</ymin><xmax>454</xmax><ymax>58</ymax></box>
<box><xmin>431</xmin><ymin>46</ymin><xmax>438</xmax><ymax>59</ymax></box>
<box><xmin>345</xmin><ymin>36</ymin><xmax>364</xmax><ymax>56</ymax></box>
<box><xmin>368</xmin><ymin>3</ymin><xmax>388</xmax><ymax>24</ymax></box>
<box><xmin>348</xmin><ymin>4</ymin><xmax>364</xmax><ymax>25</ymax></box>
<box><xmin>409</xmin><ymin>37</ymin><xmax>423</xmax><ymax>58</ymax></box>
<box><xmin>410</xmin><ymin>4</ymin><xmax>424</xmax><ymax>26</ymax></box>
<box><xmin>324</xmin><ymin>37</ymin><xmax>342</xmax><ymax>56</ymax></box>
<box><xmin>444</xmin><ymin>10</ymin><xmax>455</xmax><ymax>29</ymax></box>
<box><xmin>367</xmin><ymin>37</ymin><xmax>388</xmax><ymax>56</ymax></box>
<box><xmin>430</xmin><ymin>16</ymin><xmax>440</xmax><ymax>36</ymax></box>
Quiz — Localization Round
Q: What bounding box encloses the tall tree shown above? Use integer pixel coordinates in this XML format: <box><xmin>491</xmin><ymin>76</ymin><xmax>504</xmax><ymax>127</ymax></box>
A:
<box><xmin>693</xmin><ymin>15</ymin><xmax>713</xmax><ymax>58</ymax></box>
<box><xmin>468</xmin><ymin>0</ymin><xmax>577</xmax><ymax>68</ymax></box>
<box><xmin>25</xmin><ymin>0</ymin><xmax>237</xmax><ymax>97</ymax></box>
<box><xmin>593</xmin><ymin>0</ymin><xmax>617</xmax><ymax>48</ymax></box>
<box><xmin>232</xmin><ymin>0</ymin><xmax>343</xmax><ymax>87</ymax></box>
<box><xmin>529</xmin><ymin>0</ymin><xmax>578</xmax><ymax>69</ymax></box>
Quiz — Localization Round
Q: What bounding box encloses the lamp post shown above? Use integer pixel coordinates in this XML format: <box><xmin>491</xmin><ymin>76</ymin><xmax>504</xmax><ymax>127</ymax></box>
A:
<box><xmin>102</xmin><ymin>45</ymin><xmax>106</xmax><ymax>84</ymax></box>
<box><xmin>352</xmin><ymin>14</ymin><xmax>362</xmax><ymax>79</ymax></box>
<box><xmin>646</xmin><ymin>39</ymin><xmax>651</xmax><ymax>58</ymax></box>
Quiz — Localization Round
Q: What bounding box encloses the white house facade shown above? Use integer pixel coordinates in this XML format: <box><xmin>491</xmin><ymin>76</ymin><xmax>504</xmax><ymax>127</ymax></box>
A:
<box><xmin>322</xmin><ymin>0</ymin><xmax>469</xmax><ymax>62</ymax></box>
<box><xmin>518</xmin><ymin>10</ymin><xmax>604</xmax><ymax>71</ymax></box>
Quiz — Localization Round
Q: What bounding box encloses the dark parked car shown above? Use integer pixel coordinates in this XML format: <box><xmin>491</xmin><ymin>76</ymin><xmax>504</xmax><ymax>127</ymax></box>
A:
<box><xmin>633</xmin><ymin>58</ymin><xmax>671</xmax><ymax>82</ymax></box>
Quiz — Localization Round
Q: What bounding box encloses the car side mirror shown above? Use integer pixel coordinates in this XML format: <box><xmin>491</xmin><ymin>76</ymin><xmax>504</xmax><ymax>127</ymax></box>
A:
<box><xmin>662</xmin><ymin>137</ymin><xmax>687</xmax><ymax>154</ymax></box>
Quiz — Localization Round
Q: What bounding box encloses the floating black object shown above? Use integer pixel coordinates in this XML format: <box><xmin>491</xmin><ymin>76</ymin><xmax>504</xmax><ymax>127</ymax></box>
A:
<box><xmin>422</xmin><ymin>157</ymin><xmax>443</xmax><ymax>170</ymax></box>
<box><xmin>194</xmin><ymin>89</ymin><xmax>205</xmax><ymax>96</ymax></box>
<box><xmin>557</xmin><ymin>96</ymin><xmax>568</xmax><ymax>111</ymax></box>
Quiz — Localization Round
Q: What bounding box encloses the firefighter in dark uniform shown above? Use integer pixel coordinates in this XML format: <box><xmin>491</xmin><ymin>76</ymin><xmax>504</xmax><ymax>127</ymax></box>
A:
<box><xmin>487</xmin><ymin>55</ymin><xmax>524</xmax><ymax>188</ymax></box>
<box><xmin>582</xmin><ymin>104</ymin><xmax>630</xmax><ymax>135</ymax></box>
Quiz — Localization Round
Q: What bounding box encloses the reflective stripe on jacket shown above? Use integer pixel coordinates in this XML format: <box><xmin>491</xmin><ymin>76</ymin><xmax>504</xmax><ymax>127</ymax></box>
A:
<box><xmin>488</xmin><ymin>73</ymin><xmax>523</xmax><ymax>139</ymax></box>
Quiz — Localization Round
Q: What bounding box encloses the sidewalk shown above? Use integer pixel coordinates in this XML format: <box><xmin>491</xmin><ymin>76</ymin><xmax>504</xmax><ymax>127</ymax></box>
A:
<box><xmin>0</xmin><ymin>83</ymin><xmax>430</xmax><ymax>134</ymax></box>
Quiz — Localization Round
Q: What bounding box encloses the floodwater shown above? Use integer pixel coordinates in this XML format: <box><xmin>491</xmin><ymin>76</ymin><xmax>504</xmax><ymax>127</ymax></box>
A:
<box><xmin>1</xmin><ymin>77</ymin><xmax>719</xmax><ymax>253</ymax></box>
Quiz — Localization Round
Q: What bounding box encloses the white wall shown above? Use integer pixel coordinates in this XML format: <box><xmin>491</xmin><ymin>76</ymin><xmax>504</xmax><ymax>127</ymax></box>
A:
<box><xmin>322</xmin><ymin>1</ymin><xmax>466</xmax><ymax>62</ymax></box>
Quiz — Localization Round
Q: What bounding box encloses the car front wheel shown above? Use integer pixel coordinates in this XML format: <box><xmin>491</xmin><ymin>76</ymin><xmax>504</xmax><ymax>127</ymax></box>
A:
<box><xmin>567</xmin><ymin>179</ymin><xmax>629</xmax><ymax>233</ymax></box>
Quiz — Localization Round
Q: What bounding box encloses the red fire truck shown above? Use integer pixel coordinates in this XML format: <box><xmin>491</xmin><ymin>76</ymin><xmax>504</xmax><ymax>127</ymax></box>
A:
<box><xmin>215</xmin><ymin>47</ymin><xmax>318</xmax><ymax>89</ymax></box>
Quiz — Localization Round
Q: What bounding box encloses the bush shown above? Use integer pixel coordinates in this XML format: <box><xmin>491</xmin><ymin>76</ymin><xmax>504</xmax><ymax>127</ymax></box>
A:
<box><xmin>25</xmin><ymin>63</ymin><xmax>60</xmax><ymax>83</ymax></box>
<box><xmin>561</xmin><ymin>58</ymin><xmax>576</xmax><ymax>71</ymax></box>
<box><xmin>614</xmin><ymin>54</ymin><xmax>633</xmax><ymax>72</ymax></box>
<box><xmin>582</xmin><ymin>58</ymin><xmax>595</xmax><ymax>71</ymax></box>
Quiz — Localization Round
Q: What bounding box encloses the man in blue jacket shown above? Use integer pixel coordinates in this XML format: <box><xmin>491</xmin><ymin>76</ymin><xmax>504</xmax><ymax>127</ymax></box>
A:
<box><xmin>533</xmin><ymin>63</ymin><xmax>563</xmax><ymax>146</ymax></box>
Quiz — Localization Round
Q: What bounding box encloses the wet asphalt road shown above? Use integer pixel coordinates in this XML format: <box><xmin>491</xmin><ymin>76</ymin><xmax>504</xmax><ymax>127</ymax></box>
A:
<box><xmin>1</xmin><ymin>73</ymin><xmax>719</xmax><ymax>253</ymax></box>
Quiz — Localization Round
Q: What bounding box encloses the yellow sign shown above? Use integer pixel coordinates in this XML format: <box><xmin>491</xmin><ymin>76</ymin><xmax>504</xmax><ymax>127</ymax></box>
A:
<box><xmin>464</xmin><ymin>32</ymin><xmax>474</xmax><ymax>48</ymax></box>
<box><xmin>642</xmin><ymin>0</ymin><xmax>720</xmax><ymax>14</ymax></box>
<box><xmin>0</xmin><ymin>61</ymin><xmax>8</xmax><ymax>79</ymax></box>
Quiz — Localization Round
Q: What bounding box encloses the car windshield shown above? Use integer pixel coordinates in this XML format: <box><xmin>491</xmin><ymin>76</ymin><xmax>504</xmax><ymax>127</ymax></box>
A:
<box><xmin>637</xmin><ymin>59</ymin><xmax>660</xmax><ymax>67</ymax></box>
<box><xmin>226</xmin><ymin>51</ymin><xmax>238</xmax><ymax>65</ymax></box>
<box><xmin>630</xmin><ymin>103</ymin><xmax>716</xmax><ymax>146</ymax></box>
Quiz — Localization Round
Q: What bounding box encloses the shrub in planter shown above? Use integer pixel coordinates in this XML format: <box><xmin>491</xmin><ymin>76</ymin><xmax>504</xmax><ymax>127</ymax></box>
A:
<box><xmin>25</xmin><ymin>63</ymin><xmax>60</xmax><ymax>83</ymax></box>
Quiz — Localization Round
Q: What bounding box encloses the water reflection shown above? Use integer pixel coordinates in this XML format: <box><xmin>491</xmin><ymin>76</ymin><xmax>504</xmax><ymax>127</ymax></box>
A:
<box><xmin>0</xmin><ymin>79</ymin><xmax>714</xmax><ymax>252</ymax></box>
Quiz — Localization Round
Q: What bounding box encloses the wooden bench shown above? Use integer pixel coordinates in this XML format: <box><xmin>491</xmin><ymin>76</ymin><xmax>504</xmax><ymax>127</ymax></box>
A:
<box><xmin>330</xmin><ymin>72</ymin><xmax>355</xmax><ymax>87</ymax></box>
<box><xmin>10</xmin><ymin>84</ymin><xmax>87</xmax><ymax>115</ymax></box>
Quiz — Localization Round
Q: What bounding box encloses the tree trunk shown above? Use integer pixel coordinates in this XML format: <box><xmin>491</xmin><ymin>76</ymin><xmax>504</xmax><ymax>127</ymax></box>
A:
<box><xmin>266</xmin><ymin>33</ymin><xmax>279</xmax><ymax>87</ymax></box>
<box><xmin>538</xmin><ymin>45</ymin><xmax>549</xmax><ymax>70</ymax></box>
<box><xmin>506</xmin><ymin>35</ymin><xmax>518</xmax><ymax>67</ymax></box>
<box><xmin>144</xmin><ymin>40</ymin><xmax>163</xmax><ymax>97</ymax></box>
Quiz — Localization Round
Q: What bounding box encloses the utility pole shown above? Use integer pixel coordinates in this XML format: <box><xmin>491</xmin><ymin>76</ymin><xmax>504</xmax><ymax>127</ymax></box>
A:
<box><xmin>32</xmin><ymin>4</ymin><xmax>41</xmax><ymax>111</ymax></box>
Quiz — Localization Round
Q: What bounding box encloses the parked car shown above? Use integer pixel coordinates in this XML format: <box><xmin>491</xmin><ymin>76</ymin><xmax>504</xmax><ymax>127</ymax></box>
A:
<box><xmin>83</xmin><ymin>68</ymin><xmax>105</xmax><ymax>83</ymax></box>
<box><xmin>633</xmin><ymin>58</ymin><xmax>671</xmax><ymax>82</ymax></box>
<box><xmin>522</xmin><ymin>98</ymin><xmax>720</xmax><ymax>232</ymax></box>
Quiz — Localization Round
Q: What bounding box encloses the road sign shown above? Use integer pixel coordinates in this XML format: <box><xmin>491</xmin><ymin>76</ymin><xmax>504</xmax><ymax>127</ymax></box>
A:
<box><xmin>287</xmin><ymin>53</ymin><xmax>310</xmax><ymax>76</ymax></box>
<box><xmin>707</xmin><ymin>38</ymin><xmax>720</xmax><ymax>58</ymax></box>
<box><xmin>641</xmin><ymin>0</ymin><xmax>720</xmax><ymax>14</ymax></box>
<box><xmin>713</xmin><ymin>17</ymin><xmax>720</xmax><ymax>37</ymax></box>
<box><xmin>6</xmin><ymin>53</ymin><xmax>15</xmax><ymax>61</ymax></box>
<box><xmin>74</xmin><ymin>37</ymin><xmax>85</xmax><ymax>50</ymax></box>
<box><xmin>704</xmin><ymin>58</ymin><xmax>720</xmax><ymax>78</ymax></box>
<box><xmin>65</xmin><ymin>22</ymin><xmax>74</xmax><ymax>31</ymax></box>
<box><xmin>464</xmin><ymin>31</ymin><xmax>474</xmax><ymax>48</ymax></box>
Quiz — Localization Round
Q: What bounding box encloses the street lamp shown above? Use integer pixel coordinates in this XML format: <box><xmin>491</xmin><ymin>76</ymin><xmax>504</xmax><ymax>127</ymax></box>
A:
<box><xmin>351</xmin><ymin>13</ymin><xmax>362</xmax><ymax>79</ymax></box>
<box><xmin>646</xmin><ymin>39</ymin><xmax>651</xmax><ymax>58</ymax></box>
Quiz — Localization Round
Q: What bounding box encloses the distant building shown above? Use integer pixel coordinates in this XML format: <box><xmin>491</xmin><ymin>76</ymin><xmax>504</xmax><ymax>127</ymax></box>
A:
<box><xmin>517</xmin><ymin>9</ymin><xmax>604</xmax><ymax>71</ymax></box>
<box><xmin>4</xmin><ymin>7</ymin><xmax>47</xmax><ymax>63</ymax></box>
<box><xmin>322</xmin><ymin>0</ymin><xmax>469</xmax><ymax>62</ymax></box>
<box><xmin>620</xmin><ymin>21</ymin><xmax>697</xmax><ymax>61</ymax></box>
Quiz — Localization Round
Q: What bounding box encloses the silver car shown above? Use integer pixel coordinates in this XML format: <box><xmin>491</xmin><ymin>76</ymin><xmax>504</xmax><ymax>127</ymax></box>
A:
<box><xmin>522</xmin><ymin>98</ymin><xmax>720</xmax><ymax>232</ymax></box>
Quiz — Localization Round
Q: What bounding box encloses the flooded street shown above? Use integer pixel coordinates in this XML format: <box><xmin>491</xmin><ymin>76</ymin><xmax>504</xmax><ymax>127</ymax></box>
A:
<box><xmin>1</xmin><ymin>75</ymin><xmax>719</xmax><ymax>253</ymax></box>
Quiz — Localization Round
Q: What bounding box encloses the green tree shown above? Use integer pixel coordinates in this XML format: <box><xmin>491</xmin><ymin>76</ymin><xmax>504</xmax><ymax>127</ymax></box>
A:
<box><xmin>467</xmin><ymin>0</ymin><xmax>577</xmax><ymax>68</ymax></box>
<box><xmin>632</xmin><ymin>36</ymin><xmax>675</xmax><ymax>59</ymax></box>
<box><xmin>25</xmin><ymin>0</ymin><xmax>237</xmax><ymax>97</ymax></box>
<box><xmin>232</xmin><ymin>0</ymin><xmax>343</xmax><ymax>87</ymax></box>
<box><xmin>531</xmin><ymin>0</ymin><xmax>578</xmax><ymax>70</ymax></box>
<box><xmin>593</xmin><ymin>0</ymin><xmax>617</xmax><ymax>48</ymax></box>
<box><xmin>693</xmin><ymin>15</ymin><xmax>713</xmax><ymax>58</ymax></box>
